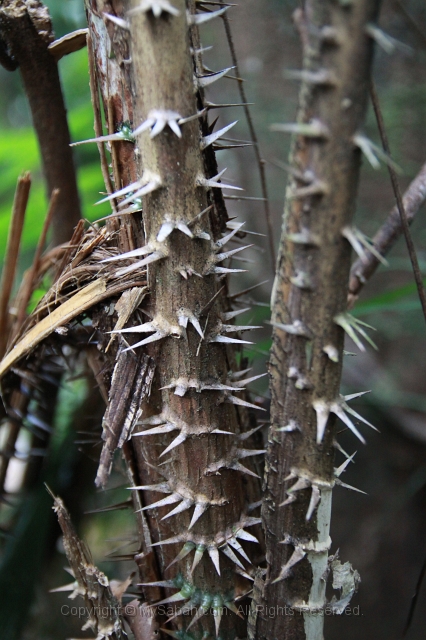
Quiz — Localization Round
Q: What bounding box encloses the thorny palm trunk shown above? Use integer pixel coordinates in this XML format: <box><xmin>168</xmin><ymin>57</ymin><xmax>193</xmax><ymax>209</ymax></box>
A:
<box><xmin>0</xmin><ymin>1</ymin><xmax>386</xmax><ymax>638</ymax></box>
<box><xmin>85</xmin><ymin>1</ymin><xmax>264</xmax><ymax>639</ymax></box>
<box><xmin>257</xmin><ymin>2</ymin><xmax>381</xmax><ymax>640</ymax></box>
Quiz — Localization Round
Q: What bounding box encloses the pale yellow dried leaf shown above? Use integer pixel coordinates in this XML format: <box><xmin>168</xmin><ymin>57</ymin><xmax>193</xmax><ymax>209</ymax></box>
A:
<box><xmin>0</xmin><ymin>279</ymin><xmax>107</xmax><ymax>378</ymax></box>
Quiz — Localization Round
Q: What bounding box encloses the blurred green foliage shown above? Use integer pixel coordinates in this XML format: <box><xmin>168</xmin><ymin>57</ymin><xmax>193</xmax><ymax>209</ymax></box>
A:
<box><xmin>0</xmin><ymin>1</ymin><xmax>110</xmax><ymax>261</ymax></box>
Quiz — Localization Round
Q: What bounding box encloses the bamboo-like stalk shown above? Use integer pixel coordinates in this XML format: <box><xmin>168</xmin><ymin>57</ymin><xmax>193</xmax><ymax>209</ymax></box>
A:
<box><xmin>257</xmin><ymin>3</ymin><xmax>381</xmax><ymax>639</ymax></box>
<box><xmin>0</xmin><ymin>173</ymin><xmax>30</xmax><ymax>358</ymax></box>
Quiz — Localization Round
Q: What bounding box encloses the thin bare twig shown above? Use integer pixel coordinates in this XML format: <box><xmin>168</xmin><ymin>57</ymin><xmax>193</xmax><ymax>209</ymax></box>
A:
<box><xmin>15</xmin><ymin>188</ymin><xmax>60</xmax><ymax>330</ymax></box>
<box><xmin>348</xmin><ymin>161</ymin><xmax>426</xmax><ymax>301</ymax></box>
<box><xmin>369</xmin><ymin>82</ymin><xmax>426</xmax><ymax>324</ymax></box>
<box><xmin>403</xmin><ymin>548</ymin><xmax>426</xmax><ymax>637</ymax></box>
<box><xmin>392</xmin><ymin>0</ymin><xmax>426</xmax><ymax>49</ymax></box>
<box><xmin>0</xmin><ymin>173</ymin><xmax>31</xmax><ymax>358</ymax></box>
<box><xmin>220</xmin><ymin>6</ymin><xmax>276</xmax><ymax>271</ymax></box>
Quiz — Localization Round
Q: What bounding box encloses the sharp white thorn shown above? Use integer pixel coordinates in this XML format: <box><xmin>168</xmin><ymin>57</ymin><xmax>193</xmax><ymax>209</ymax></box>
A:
<box><xmin>140</xmin><ymin>493</ymin><xmax>181</xmax><ymax>511</ymax></box>
<box><xmin>102</xmin><ymin>243</ymin><xmax>154</xmax><ymax>263</ymax></box>
<box><xmin>210</xmin><ymin>335</ymin><xmax>253</xmax><ymax>345</ymax></box>
<box><xmin>306</xmin><ymin>484</ymin><xmax>321</xmax><ymax>521</ymax></box>
<box><xmin>162</xmin><ymin>499</ymin><xmax>193</xmax><ymax>521</ymax></box>
<box><xmin>335</xmin><ymin>478</ymin><xmax>367</xmax><ymax>495</ymax></box>
<box><xmin>213</xmin><ymin>266</ymin><xmax>247</xmax><ymax>274</ymax></box>
<box><xmin>220</xmin><ymin>544</ymin><xmax>245</xmax><ymax>570</ymax></box>
<box><xmin>166</xmin><ymin>542</ymin><xmax>195</xmax><ymax>569</ymax></box>
<box><xmin>127</xmin><ymin>0</ymin><xmax>180</xmax><ymax>17</ymax></box>
<box><xmin>234</xmin><ymin>529</ymin><xmax>258</xmax><ymax>544</ymax></box>
<box><xmin>323</xmin><ymin>344</ymin><xmax>339</xmax><ymax>363</ymax></box>
<box><xmin>197</xmin><ymin>168</ymin><xmax>243</xmax><ymax>191</ymax></box>
<box><xmin>221</xmin><ymin>323</ymin><xmax>261</xmax><ymax>333</ymax></box>
<box><xmin>157</xmin><ymin>221</ymin><xmax>175</xmax><ymax>242</ymax></box>
<box><xmin>111</xmin><ymin>321</ymin><xmax>155</xmax><ymax>334</ymax></box>
<box><xmin>270</xmin><ymin>118</ymin><xmax>329</xmax><ymax>138</ymax></box>
<box><xmin>159</xmin><ymin>432</ymin><xmax>187</xmax><ymax>457</ymax></box>
<box><xmin>133</xmin><ymin>423</ymin><xmax>177</xmax><ymax>437</ymax></box>
<box><xmin>133</xmin><ymin>110</ymin><xmax>182</xmax><ymax>138</ymax></box>
<box><xmin>123</xmin><ymin>330</ymin><xmax>164</xmax><ymax>351</ymax></box>
<box><xmin>335</xmin><ymin>452</ymin><xmax>357</xmax><ymax>477</ymax></box>
<box><xmin>280</xmin><ymin>494</ymin><xmax>297</xmax><ymax>507</ymax></box>
<box><xmin>270</xmin><ymin>319</ymin><xmax>312</xmax><ymax>339</ymax></box>
<box><xmin>344</xmin><ymin>390</ymin><xmax>371</xmax><ymax>402</ymax></box>
<box><xmin>221</xmin><ymin>307</ymin><xmax>250</xmax><ymax>321</ymax></box>
<box><xmin>188</xmin><ymin>503</ymin><xmax>208</xmax><ymax>529</ymax></box>
<box><xmin>331</xmin><ymin>404</ymin><xmax>366</xmax><ymax>444</ymax></box>
<box><xmin>191</xmin><ymin>546</ymin><xmax>205</xmax><ymax>573</ymax></box>
<box><xmin>186</xmin><ymin>606</ymin><xmax>209</xmax><ymax>631</ymax></box>
<box><xmin>215</xmin><ymin>244</ymin><xmax>253</xmax><ymax>263</ymax></box>
<box><xmin>365</xmin><ymin>23</ymin><xmax>412</xmax><ymax>55</ymax></box>
<box><xmin>231</xmin><ymin>461</ymin><xmax>261</xmax><ymax>478</ymax></box>
<box><xmin>116</xmin><ymin>251</ymin><xmax>165</xmax><ymax>276</ymax></box>
<box><xmin>187</xmin><ymin>6</ymin><xmax>228</xmax><ymax>25</ymax></box>
<box><xmin>207</xmin><ymin>546</ymin><xmax>221</xmax><ymax>575</ymax></box>
<box><xmin>236</xmin><ymin>447</ymin><xmax>266</xmax><ymax>459</ymax></box>
<box><xmin>176</xmin><ymin>222</ymin><xmax>193</xmax><ymax>238</ymax></box>
<box><xmin>119</xmin><ymin>177</ymin><xmax>162</xmax><ymax>206</ymax></box>
<box><xmin>214</xmin><ymin>608</ymin><xmax>223</xmax><ymax>636</ymax></box>
<box><xmin>201</xmin><ymin>121</ymin><xmax>238</xmax><ymax>150</ymax></box>
<box><xmin>103</xmin><ymin>12</ymin><xmax>130</xmax><ymax>29</ymax></box>
<box><xmin>96</xmin><ymin>179</ymin><xmax>140</xmax><ymax>204</ymax></box>
<box><xmin>216</xmin><ymin>222</ymin><xmax>245</xmax><ymax>248</ymax></box>
<box><xmin>344</xmin><ymin>404</ymin><xmax>379</xmax><ymax>432</ymax></box>
<box><xmin>190</xmin><ymin>316</ymin><xmax>204</xmax><ymax>338</ymax></box>
<box><xmin>177</xmin><ymin>109</ymin><xmax>208</xmax><ymax>126</ymax></box>
<box><xmin>226</xmin><ymin>395</ymin><xmax>266</xmax><ymax>411</ymax></box>
<box><xmin>150</xmin><ymin>535</ymin><xmax>181</xmax><ymax>547</ymax></box>
<box><xmin>353</xmin><ymin>133</ymin><xmax>402</xmax><ymax>173</ymax></box>
<box><xmin>168</xmin><ymin>119</ymin><xmax>182</xmax><ymax>138</ymax></box>
<box><xmin>228</xmin><ymin>537</ymin><xmax>251</xmax><ymax>563</ymax></box>
<box><xmin>313</xmin><ymin>400</ymin><xmax>331</xmax><ymax>444</ymax></box>
<box><xmin>238</xmin><ymin>424</ymin><xmax>265</xmax><ymax>440</ymax></box>
<box><xmin>196</xmin><ymin>67</ymin><xmax>235</xmax><ymax>88</ymax></box>
<box><xmin>232</xmin><ymin>372</ymin><xmax>268</xmax><ymax>388</ymax></box>
<box><xmin>273</xmin><ymin>547</ymin><xmax>306</xmax><ymax>583</ymax></box>
<box><xmin>130</xmin><ymin>481</ymin><xmax>171</xmax><ymax>493</ymax></box>
<box><xmin>288</xmin><ymin>477</ymin><xmax>311</xmax><ymax>494</ymax></box>
<box><xmin>70</xmin><ymin>132</ymin><xmax>127</xmax><ymax>147</ymax></box>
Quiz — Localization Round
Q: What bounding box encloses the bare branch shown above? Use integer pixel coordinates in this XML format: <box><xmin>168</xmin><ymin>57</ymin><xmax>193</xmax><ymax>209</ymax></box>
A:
<box><xmin>349</xmin><ymin>160</ymin><xmax>426</xmax><ymax>302</ymax></box>
<box><xmin>0</xmin><ymin>173</ymin><xmax>31</xmax><ymax>358</ymax></box>
<box><xmin>368</xmin><ymin>82</ymin><xmax>426</xmax><ymax>323</ymax></box>
<box><xmin>15</xmin><ymin>188</ymin><xmax>59</xmax><ymax>330</ymax></box>
<box><xmin>219</xmin><ymin>2</ymin><xmax>276</xmax><ymax>271</ymax></box>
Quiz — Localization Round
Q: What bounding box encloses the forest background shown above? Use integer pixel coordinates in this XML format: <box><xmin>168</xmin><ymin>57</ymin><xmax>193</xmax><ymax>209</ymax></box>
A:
<box><xmin>0</xmin><ymin>0</ymin><xmax>426</xmax><ymax>639</ymax></box>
